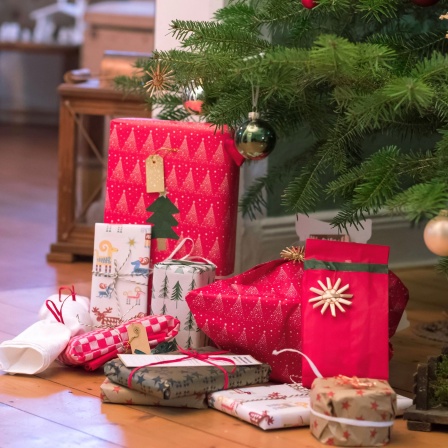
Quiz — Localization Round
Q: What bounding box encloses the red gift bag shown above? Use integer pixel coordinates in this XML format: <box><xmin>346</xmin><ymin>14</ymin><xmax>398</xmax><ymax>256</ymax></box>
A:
<box><xmin>301</xmin><ymin>239</ymin><xmax>390</xmax><ymax>388</ymax></box>
<box><xmin>187</xmin><ymin>250</ymin><xmax>408</xmax><ymax>384</ymax></box>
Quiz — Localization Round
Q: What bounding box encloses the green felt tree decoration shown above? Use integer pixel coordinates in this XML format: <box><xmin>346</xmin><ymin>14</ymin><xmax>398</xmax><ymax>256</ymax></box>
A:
<box><xmin>117</xmin><ymin>0</ymin><xmax>448</xmax><ymax>274</ymax></box>
<box><xmin>146</xmin><ymin>195</ymin><xmax>179</xmax><ymax>250</ymax></box>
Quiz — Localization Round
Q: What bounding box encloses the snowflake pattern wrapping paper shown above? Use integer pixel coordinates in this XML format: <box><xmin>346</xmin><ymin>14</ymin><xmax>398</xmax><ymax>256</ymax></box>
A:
<box><xmin>90</xmin><ymin>223</ymin><xmax>152</xmax><ymax>324</ymax></box>
<box><xmin>208</xmin><ymin>384</ymin><xmax>412</xmax><ymax>431</ymax></box>
<box><xmin>310</xmin><ymin>377</ymin><xmax>397</xmax><ymax>446</ymax></box>
<box><xmin>103</xmin><ymin>118</ymin><xmax>244</xmax><ymax>277</ymax></box>
<box><xmin>151</xmin><ymin>260</ymin><xmax>216</xmax><ymax>349</ymax></box>
<box><xmin>100</xmin><ymin>378</ymin><xmax>208</xmax><ymax>408</ymax></box>
<box><xmin>103</xmin><ymin>355</ymin><xmax>271</xmax><ymax>400</ymax></box>
<box><xmin>302</xmin><ymin>239</ymin><xmax>390</xmax><ymax>388</ymax></box>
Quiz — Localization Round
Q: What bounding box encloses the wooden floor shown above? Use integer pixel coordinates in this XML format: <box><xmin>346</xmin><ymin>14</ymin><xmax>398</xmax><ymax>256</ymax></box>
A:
<box><xmin>0</xmin><ymin>124</ymin><xmax>447</xmax><ymax>446</ymax></box>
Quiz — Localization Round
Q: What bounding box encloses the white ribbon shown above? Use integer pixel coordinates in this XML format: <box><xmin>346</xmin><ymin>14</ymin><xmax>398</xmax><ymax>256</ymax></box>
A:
<box><xmin>164</xmin><ymin>237</ymin><xmax>217</xmax><ymax>267</ymax></box>
<box><xmin>272</xmin><ymin>348</ymin><xmax>394</xmax><ymax>429</ymax></box>
<box><xmin>272</xmin><ymin>348</ymin><xmax>323</xmax><ymax>379</ymax></box>
<box><xmin>310</xmin><ymin>408</ymin><xmax>393</xmax><ymax>428</ymax></box>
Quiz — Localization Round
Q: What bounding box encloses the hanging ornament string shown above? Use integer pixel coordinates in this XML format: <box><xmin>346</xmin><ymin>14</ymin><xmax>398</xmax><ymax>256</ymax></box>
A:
<box><xmin>234</xmin><ymin>82</ymin><xmax>277</xmax><ymax>160</ymax></box>
<box><xmin>251</xmin><ymin>82</ymin><xmax>260</xmax><ymax>116</ymax></box>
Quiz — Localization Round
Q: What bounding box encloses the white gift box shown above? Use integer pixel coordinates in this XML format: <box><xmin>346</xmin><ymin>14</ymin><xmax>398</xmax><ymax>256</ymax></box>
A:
<box><xmin>151</xmin><ymin>260</ymin><xmax>215</xmax><ymax>349</ymax></box>
<box><xmin>90</xmin><ymin>223</ymin><xmax>152</xmax><ymax>325</ymax></box>
<box><xmin>208</xmin><ymin>384</ymin><xmax>413</xmax><ymax>431</ymax></box>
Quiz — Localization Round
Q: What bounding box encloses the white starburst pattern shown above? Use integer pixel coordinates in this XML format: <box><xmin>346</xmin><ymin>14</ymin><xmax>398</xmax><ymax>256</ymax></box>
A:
<box><xmin>309</xmin><ymin>278</ymin><xmax>353</xmax><ymax>318</ymax></box>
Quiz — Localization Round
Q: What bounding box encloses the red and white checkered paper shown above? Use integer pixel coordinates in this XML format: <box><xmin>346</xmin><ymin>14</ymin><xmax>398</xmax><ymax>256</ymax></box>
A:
<box><xmin>59</xmin><ymin>314</ymin><xmax>179</xmax><ymax>366</ymax></box>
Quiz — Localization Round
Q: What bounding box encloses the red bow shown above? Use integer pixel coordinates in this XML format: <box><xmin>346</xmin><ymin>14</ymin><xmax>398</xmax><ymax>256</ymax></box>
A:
<box><xmin>45</xmin><ymin>285</ymin><xmax>77</xmax><ymax>324</ymax></box>
<box><xmin>336</xmin><ymin>374</ymin><xmax>375</xmax><ymax>389</ymax></box>
<box><xmin>127</xmin><ymin>348</ymin><xmax>237</xmax><ymax>390</ymax></box>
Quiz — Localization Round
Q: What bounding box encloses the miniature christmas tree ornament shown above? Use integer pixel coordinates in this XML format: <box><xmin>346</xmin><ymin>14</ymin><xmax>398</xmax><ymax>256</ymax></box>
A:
<box><xmin>423</xmin><ymin>210</ymin><xmax>448</xmax><ymax>256</ymax></box>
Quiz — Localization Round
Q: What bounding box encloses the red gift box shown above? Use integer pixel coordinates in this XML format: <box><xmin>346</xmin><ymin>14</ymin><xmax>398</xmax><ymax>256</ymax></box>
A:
<box><xmin>104</xmin><ymin>118</ymin><xmax>244</xmax><ymax>276</ymax></box>
<box><xmin>302</xmin><ymin>239</ymin><xmax>390</xmax><ymax>388</ymax></box>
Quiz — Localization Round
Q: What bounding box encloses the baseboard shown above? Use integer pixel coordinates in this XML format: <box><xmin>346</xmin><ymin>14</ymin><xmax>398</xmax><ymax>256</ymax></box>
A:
<box><xmin>238</xmin><ymin>211</ymin><xmax>437</xmax><ymax>272</ymax></box>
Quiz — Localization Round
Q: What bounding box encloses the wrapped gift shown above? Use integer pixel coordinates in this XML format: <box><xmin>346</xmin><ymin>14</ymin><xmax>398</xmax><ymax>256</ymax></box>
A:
<box><xmin>151</xmin><ymin>259</ymin><xmax>216</xmax><ymax>349</ymax></box>
<box><xmin>186</xmin><ymin>259</ymin><xmax>302</xmax><ymax>382</ymax></box>
<box><xmin>301</xmin><ymin>239</ymin><xmax>390</xmax><ymax>388</ymax></box>
<box><xmin>100</xmin><ymin>378</ymin><xmax>207</xmax><ymax>408</ymax></box>
<box><xmin>208</xmin><ymin>384</ymin><xmax>412</xmax><ymax>431</ymax></box>
<box><xmin>59</xmin><ymin>314</ymin><xmax>179</xmax><ymax>368</ymax></box>
<box><xmin>103</xmin><ymin>118</ymin><xmax>245</xmax><ymax>277</ymax></box>
<box><xmin>90</xmin><ymin>223</ymin><xmax>152</xmax><ymax>323</ymax></box>
<box><xmin>103</xmin><ymin>354</ymin><xmax>271</xmax><ymax>400</ymax></box>
<box><xmin>310</xmin><ymin>376</ymin><xmax>397</xmax><ymax>446</ymax></box>
<box><xmin>186</xmin><ymin>255</ymin><xmax>408</xmax><ymax>384</ymax></box>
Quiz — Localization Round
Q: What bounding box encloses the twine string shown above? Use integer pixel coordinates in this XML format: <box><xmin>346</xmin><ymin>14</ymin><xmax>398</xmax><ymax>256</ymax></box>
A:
<box><xmin>92</xmin><ymin>249</ymin><xmax>149</xmax><ymax>328</ymax></box>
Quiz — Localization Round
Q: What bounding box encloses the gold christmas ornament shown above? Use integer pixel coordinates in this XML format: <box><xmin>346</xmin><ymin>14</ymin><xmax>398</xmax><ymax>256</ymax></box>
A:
<box><xmin>423</xmin><ymin>210</ymin><xmax>448</xmax><ymax>256</ymax></box>
<box><xmin>144</xmin><ymin>63</ymin><xmax>175</xmax><ymax>98</ymax></box>
<box><xmin>280</xmin><ymin>246</ymin><xmax>305</xmax><ymax>263</ymax></box>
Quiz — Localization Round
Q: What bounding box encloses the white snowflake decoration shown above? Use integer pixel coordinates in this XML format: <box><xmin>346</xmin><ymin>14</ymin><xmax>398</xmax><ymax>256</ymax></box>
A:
<box><xmin>309</xmin><ymin>278</ymin><xmax>353</xmax><ymax>317</ymax></box>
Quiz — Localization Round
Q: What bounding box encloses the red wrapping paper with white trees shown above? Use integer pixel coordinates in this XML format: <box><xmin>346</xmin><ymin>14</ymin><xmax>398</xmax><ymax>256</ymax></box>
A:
<box><xmin>104</xmin><ymin>118</ymin><xmax>244</xmax><ymax>276</ymax></box>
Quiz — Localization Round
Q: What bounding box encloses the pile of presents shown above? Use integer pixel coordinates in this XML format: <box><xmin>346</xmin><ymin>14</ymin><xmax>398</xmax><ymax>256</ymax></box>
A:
<box><xmin>0</xmin><ymin>118</ymin><xmax>413</xmax><ymax>445</ymax></box>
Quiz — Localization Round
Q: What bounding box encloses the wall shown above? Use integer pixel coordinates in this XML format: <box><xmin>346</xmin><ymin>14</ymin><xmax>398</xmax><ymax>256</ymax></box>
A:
<box><xmin>154</xmin><ymin>0</ymin><xmax>226</xmax><ymax>51</ymax></box>
<box><xmin>0</xmin><ymin>0</ymin><xmax>126</xmax><ymax>125</ymax></box>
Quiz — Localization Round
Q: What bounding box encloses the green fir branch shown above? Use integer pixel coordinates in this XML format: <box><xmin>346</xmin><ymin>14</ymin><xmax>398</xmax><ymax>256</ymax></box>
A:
<box><xmin>387</xmin><ymin>182</ymin><xmax>448</xmax><ymax>223</ymax></box>
<box><xmin>436</xmin><ymin>257</ymin><xmax>448</xmax><ymax>278</ymax></box>
<box><xmin>282</xmin><ymin>143</ymin><xmax>332</xmax><ymax>213</ymax></box>
<box><xmin>240</xmin><ymin>152</ymin><xmax>309</xmax><ymax>219</ymax></box>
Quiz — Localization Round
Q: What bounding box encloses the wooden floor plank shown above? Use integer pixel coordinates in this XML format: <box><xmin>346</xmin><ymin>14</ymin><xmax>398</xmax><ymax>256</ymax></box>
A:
<box><xmin>0</xmin><ymin>404</ymin><xmax>122</xmax><ymax>448</ymax></box>
<box><xmin>0</xmin><ymin>373</ymin><xmax>247</xmax><ymax>448</ymax></box>
<box><xmin>0</xmin><ymin>283</ymin><xmax>92</xmax><ymax>312</ymax></box>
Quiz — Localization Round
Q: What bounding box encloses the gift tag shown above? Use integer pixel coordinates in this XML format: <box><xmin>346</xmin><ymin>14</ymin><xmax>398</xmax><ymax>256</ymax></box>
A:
<box><xmin>127</xmin><ymin>323</ymin><xmax>151</xmax><ymax>354</ymax></box>
<box><xmin>146</xmin><ymin>155</ymin><xmax>165</xmax><ymax>193</ymax></box>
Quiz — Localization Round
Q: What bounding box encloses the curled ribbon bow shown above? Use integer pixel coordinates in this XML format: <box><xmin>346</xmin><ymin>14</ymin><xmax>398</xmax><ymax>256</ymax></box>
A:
<box><xmin>335</xmin><ymin>374</ymin><xmax>376</xmax><ymax>389</ymax></box>
<box><xmin>45</xmin><ymin>285</ymin><xmax>77</xmax><ymax>324</ymax></box>
<box><xmin>127</xmin><ymin>348</ymin><xmax>236</xmax><ymax>390</ymax></box>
